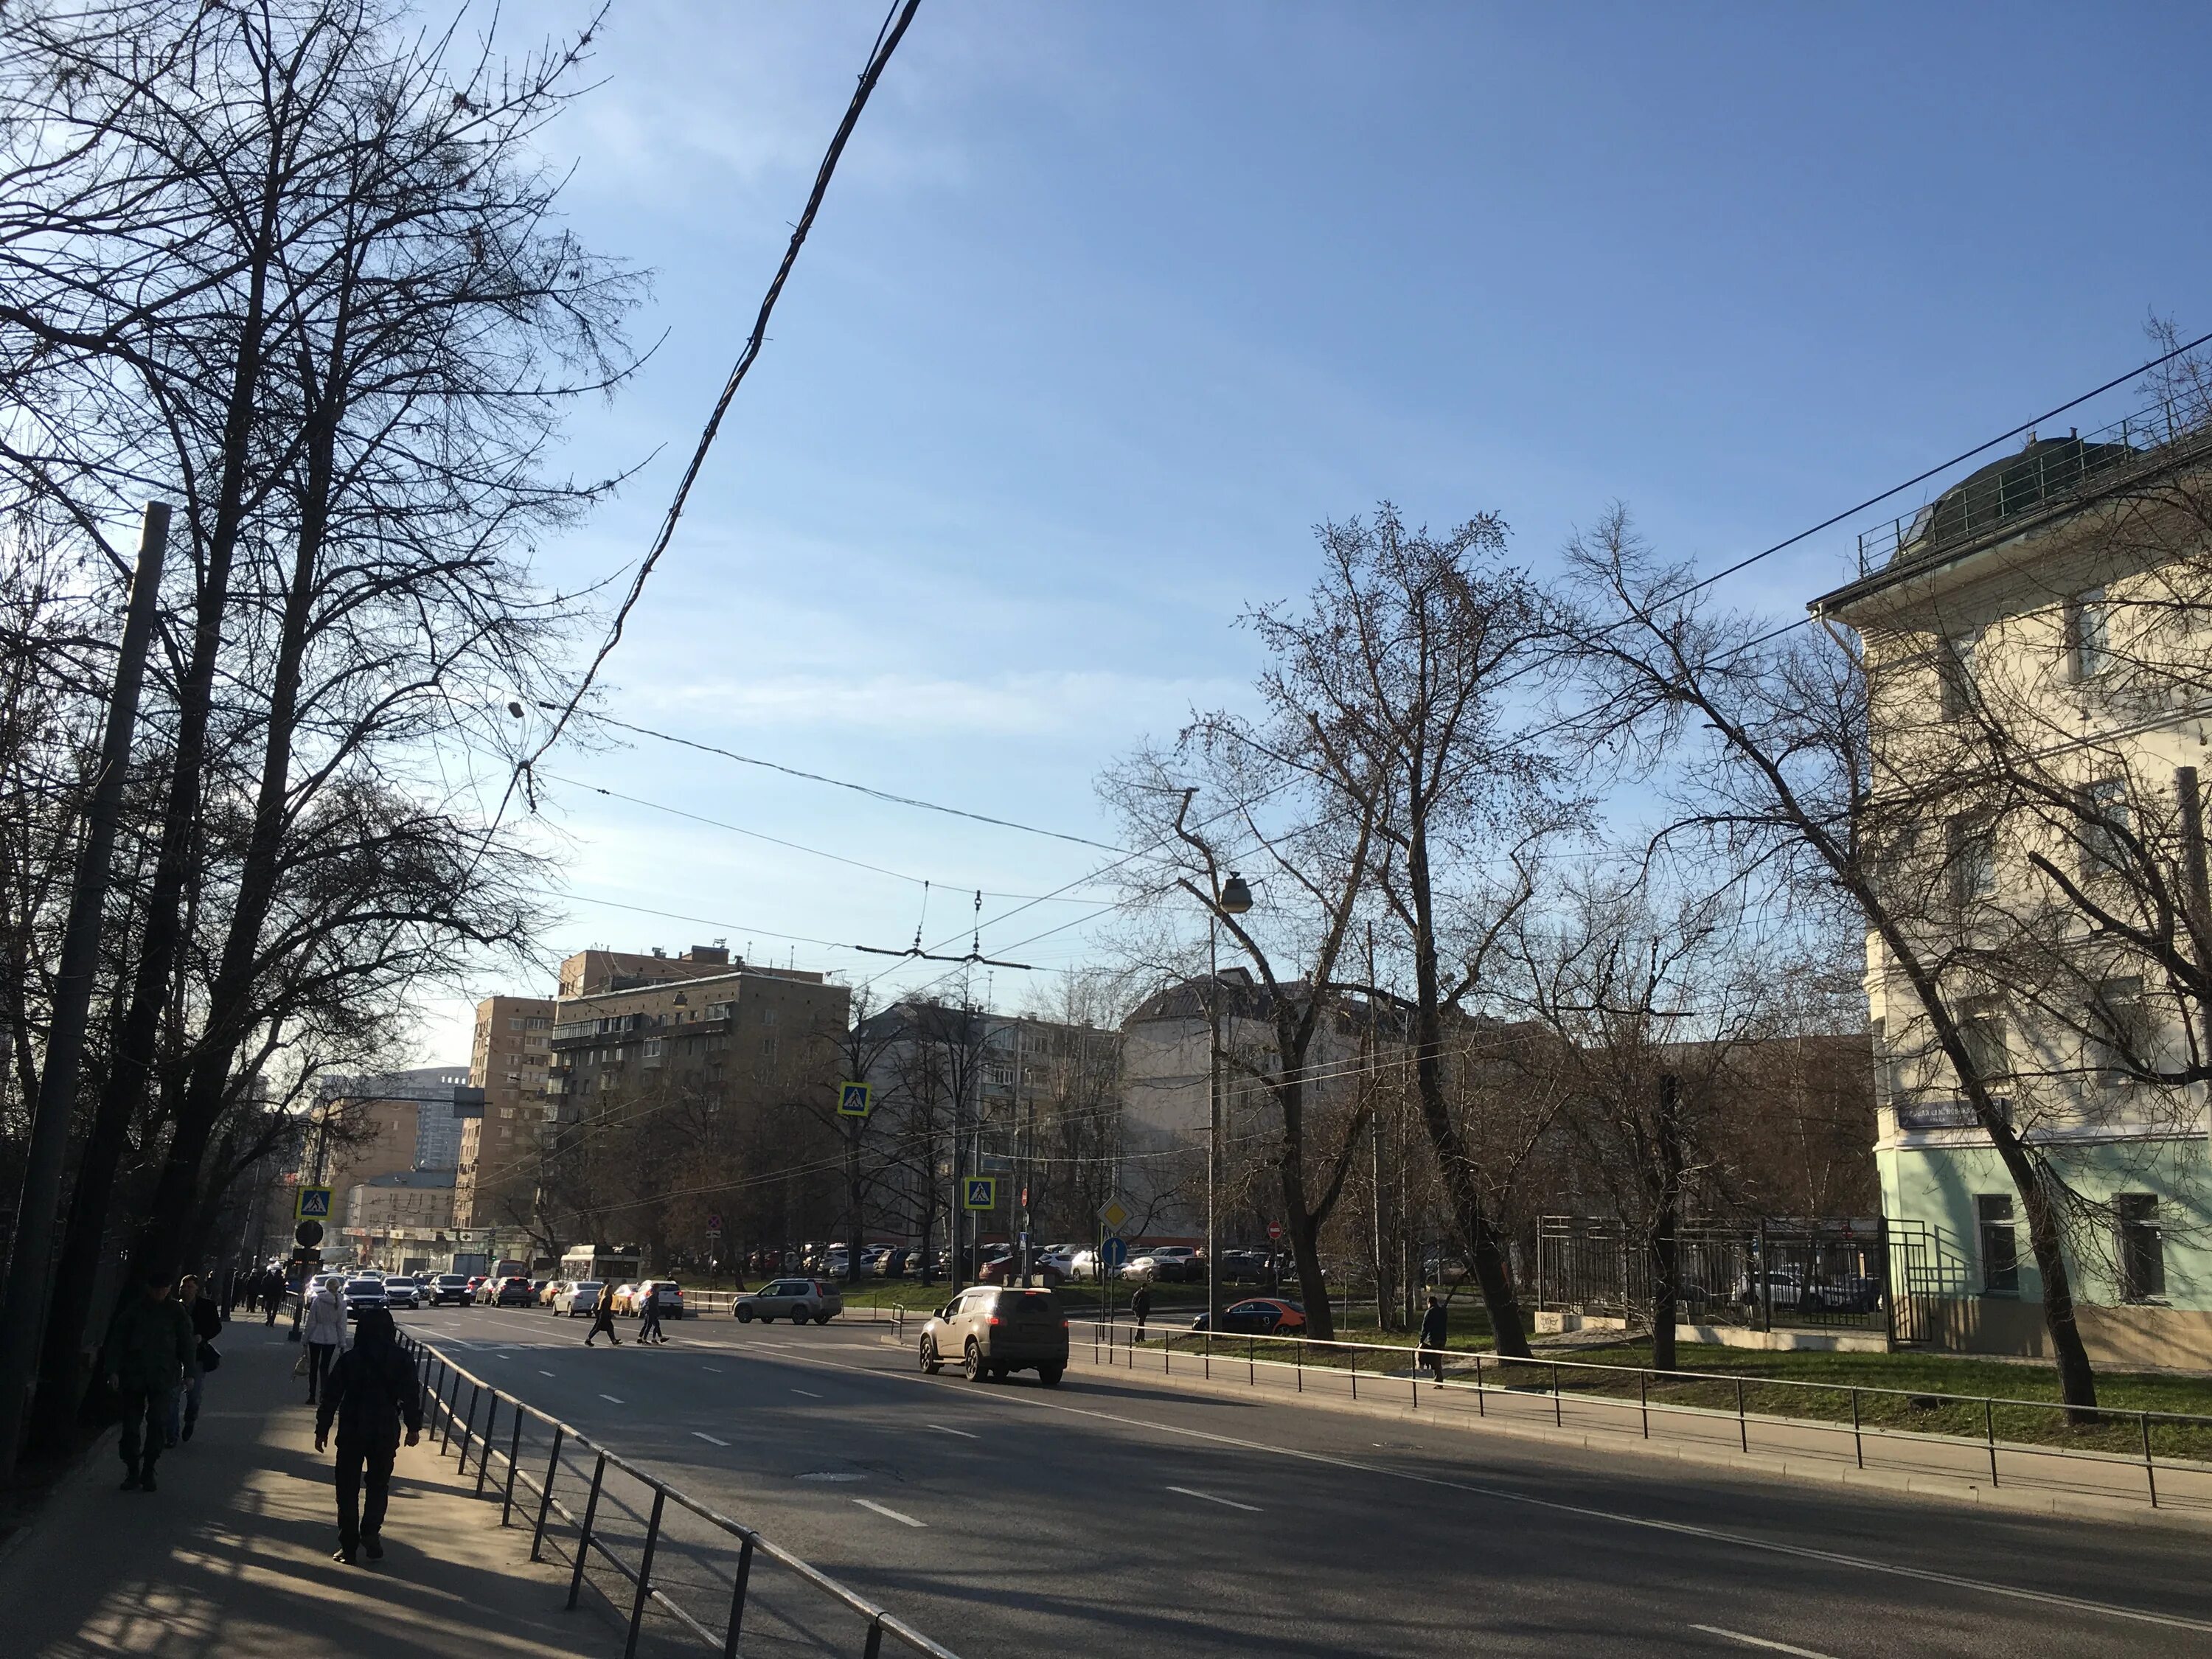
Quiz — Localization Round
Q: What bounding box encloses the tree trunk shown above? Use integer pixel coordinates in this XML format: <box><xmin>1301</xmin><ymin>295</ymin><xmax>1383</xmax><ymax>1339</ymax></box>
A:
<box><xmin>1274</xmin><ymin>1073</ymin><xmax>1335</xmax><ymax>1341</ymax></box>
<box><xmin>1648</xmin><ymin>1073</ymin><xmax>1683</xmax><ymax>1374</ymax></box>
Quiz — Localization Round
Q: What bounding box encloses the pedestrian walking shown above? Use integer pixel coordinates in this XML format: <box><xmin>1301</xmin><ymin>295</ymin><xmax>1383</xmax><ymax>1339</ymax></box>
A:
<box><xmin>1418</xmin><ymin>1295</ymin><xmax>1450</xmax><ymax>1382</ymax></box>
<box><xmin>636</xmin><ymin>1282</ymin><xmax>667</xmax><ymax>1345</ymax></box>
<box><xmin>302</xmin><ymin>1276</ymin><xmax>347</xmax><ymax>1402</ymax></box>
<box><xmin>103</xmin><ymin>1265</ymin><xmax>193</xmax><ymax>1492</ymax></box>
<box><xmin>261</xmin><ymin>1267</ymin><xmax>280</xmax><ymax>1324</ymax></box>
<box><xmin>167</xmin><ymin>1274</ymin><xmax>224</xmax><ymax>1445</ymax></box>
<box><xmin>314</xmin><ymin>1307</ymin><xmax>422</xmax><ymax>1565</ymax></box>
<box><xmin>584</xmin><ymin>1279</ymin><xmax>622</xmax><ymax>1346</ymax></box>
<box><xmin>1131</xmin><ymin>1283</ymin><xmax>1152</xmax><ymax>1338</ymax></box>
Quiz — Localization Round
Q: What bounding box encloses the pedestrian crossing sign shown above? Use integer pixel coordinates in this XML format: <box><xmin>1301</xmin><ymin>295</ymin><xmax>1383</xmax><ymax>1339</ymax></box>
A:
<box><xmin>296</xmin><ymin>1185</ymin><xmax>333</xmax><ymax>1221</ymax></box>
<box><xmin>838</xmin><ymin>1081</ymin><xmax>873</xmax><ymax>1118</ymax></box>
<box><xmin>963</xmin><ymin>1176</ymin><xmax>998</xmax><ymax>1211</ymax></box>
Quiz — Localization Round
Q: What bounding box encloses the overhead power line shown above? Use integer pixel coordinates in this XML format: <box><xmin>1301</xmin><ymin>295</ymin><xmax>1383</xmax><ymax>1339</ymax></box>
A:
<box><xmin>557</xmin><ymin>705</ymin><xmax>1130</xmax><ymax>855</ymax></box>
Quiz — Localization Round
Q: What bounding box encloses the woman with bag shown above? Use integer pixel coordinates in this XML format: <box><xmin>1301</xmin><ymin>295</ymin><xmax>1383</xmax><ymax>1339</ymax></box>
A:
<box><xmin>301</xmin><ymin>1277</ymin><xmax>347</xmax><ymax>1403</ymax></box>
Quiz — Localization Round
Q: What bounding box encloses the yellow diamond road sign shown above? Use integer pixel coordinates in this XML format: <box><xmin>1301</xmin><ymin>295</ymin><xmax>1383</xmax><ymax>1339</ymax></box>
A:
<box><xmin>1098</xmin><ymin>1197</ymin><xmax>1130</xmax><ymax>1234</ymax></box>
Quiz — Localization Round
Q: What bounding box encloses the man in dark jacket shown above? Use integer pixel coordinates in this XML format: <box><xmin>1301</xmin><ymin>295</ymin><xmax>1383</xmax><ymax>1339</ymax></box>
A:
<box><xmin>314</xmin><ymin>1307</ymin><xmax>422</xmax><ymax>1564</ymax></box>
<box><xmin>636</xmin><ymin>1281</ymin><xmax>667</xmax><ymax>1345</ymax></box>
<box><xmin>167</xmin><ymin>1274</ymin><xmax>224</xmax><ymax>1445</ymax></box>
<box><xmin>1130</xmin><ymin>1283</ymin><xmax>1152</xmax><ymax>1338</ymax></box>
<box><xmin>1418</xmin><ymin>1296</ymin><xmax>1450</xmax><ymax>1382</ymax></box>
<box><xmin>105</xmin><ymin>1267</ymin><xmax>195</xmax><ymax>1492</ymax></box>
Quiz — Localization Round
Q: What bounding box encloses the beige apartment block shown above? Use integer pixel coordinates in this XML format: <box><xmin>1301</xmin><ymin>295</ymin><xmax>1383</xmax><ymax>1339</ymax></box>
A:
<box><xmin>456</xmin><ymin>992</ymin><xmax>557</xmax><ymax>1228</ymax></box>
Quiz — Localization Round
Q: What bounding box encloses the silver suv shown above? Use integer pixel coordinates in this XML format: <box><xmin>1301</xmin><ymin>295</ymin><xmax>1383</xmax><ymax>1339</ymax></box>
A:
<box><xmin>919</xmin><ymin>1287</ymin><xmax>1068</xmax><ymax>1385</ymax></box>
<box><xmin>734</xmin><ymin>1278</ymin><xmax>843</xmax><ymax>1324</ymax></box>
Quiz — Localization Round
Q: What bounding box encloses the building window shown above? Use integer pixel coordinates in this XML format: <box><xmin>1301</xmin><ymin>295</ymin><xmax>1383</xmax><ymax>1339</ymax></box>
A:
<box><xmin>1940</xmin><ymin>630</ymin><xmax>1979</xmax><ymax>718</ymax></box>
<box><xmin>2078</xmin><ymin>777</ymin><xmax>2129</xmax><ymax>881</ymax></box>
<box><xmin>2067</xmin><ymin>590</ymin><xmax>2110</xmax><ymax>681</ymax></box>
<box><xmin>1977</xmin><ymin>1194</ymin><xmax>2019</xmax><ymax>1295</ymax></box>
<box><xmin>2088</xmin><ymin>976</ymin><xmax>2148</xmax><ymax>1089</ymax></box>
<box><xmin>509</xmin><ymin>1016</ymin><xmax>525</xmax><ymax>1031</ymax></box>
<box><xmin>2116</xmin><ymin>1195</ymin><xmax>2166</xmax><ymax>1301</ymax></box>
<box><xmin>1949</xmin><ymin>817</ymin><xmax>1997</xmax><ymax>906</ymax></box>
<box><xmin>525</xmin><ymin>1016</ymin><xmax>550</xmax><ymax>1030</ymax></box>
<box><xmin>1957</xmin><ymin>995</ymin><xmax>2008</xmax><ymax>1087</ymax></box>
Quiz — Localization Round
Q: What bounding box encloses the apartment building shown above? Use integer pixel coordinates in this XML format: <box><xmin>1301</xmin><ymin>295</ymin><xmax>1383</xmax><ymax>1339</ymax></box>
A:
<box><xmin>455</xmin><ymin>993</ymin><xmax>557</xmax><ymax>1229</ymax></box>
<box><xmin>558</xmin><ymin>943</ymin><xmax>744</xmax><ymax>998</ymax></box>
<box><xmin>1812</xmin><ymin>416</ymin><xmax>2212</xmax><ymax>1367</ymax></box>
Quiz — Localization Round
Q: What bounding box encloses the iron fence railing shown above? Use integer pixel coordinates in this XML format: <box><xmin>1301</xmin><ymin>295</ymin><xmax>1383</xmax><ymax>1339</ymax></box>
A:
<box><xmin>1071</xmin><ymin>1319</ymin><xmax>2212</xmax><ymax>1512</ymax></box>
<box><xmin>1854</xmin><ymin>392</ymin><xmax>2212</xmax><ymax>575</ymax></box>
<box><xmin>393</xmin><ymin>1331</ymin><xmax>957</xmax><ymax>1658</ymax></box>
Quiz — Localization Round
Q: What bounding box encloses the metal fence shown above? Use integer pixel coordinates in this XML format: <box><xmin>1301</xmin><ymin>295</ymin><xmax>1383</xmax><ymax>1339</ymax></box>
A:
<box><xmin>1536</xmin><ymin>1216</ymin><xmax>1892</xmax><ymax>1334</ymax></box>
<box><xmin>1070</xmin><ymin>1318</ymin><xmax>2212</xmax><ymax>1512</ymax></box>
<box><xmin>393</xmin><ymin>1331</ymin><xmax>956</xmax><ymax>1659</ymax></box>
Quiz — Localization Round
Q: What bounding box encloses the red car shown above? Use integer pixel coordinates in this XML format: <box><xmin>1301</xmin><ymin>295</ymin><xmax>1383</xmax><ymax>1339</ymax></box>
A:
<box><xmin>1192</xmin><ymin>1298</ymin><xmax>1306</xmax><ymax>1335</ymax></box>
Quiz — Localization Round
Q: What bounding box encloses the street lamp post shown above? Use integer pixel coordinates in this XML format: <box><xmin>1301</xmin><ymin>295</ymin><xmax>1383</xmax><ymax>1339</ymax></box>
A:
<box><xmin>1207</xmin><ymin>872</ymin><xmax>1253</xmax><ymax>1339</ymax></box>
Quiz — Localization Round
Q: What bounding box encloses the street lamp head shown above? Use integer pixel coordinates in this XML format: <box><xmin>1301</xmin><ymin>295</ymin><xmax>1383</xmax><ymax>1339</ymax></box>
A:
<box><xmin>1219</xmin><ymin>872</ymin><xmax>1254</xmax><ymax>916</ymax></box>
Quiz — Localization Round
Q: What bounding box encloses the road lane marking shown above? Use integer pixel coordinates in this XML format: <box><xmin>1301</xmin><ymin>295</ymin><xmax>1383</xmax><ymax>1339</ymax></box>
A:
<box><xmin>692</xmin><ymin>1431</ymin><xmax>730</xmax><ymax>1447</ymax></box>
<box><xmin>853</xmin><ymin>1498</ymin><xmax>925</xmax><ymax>1528</ymax></box>
<box><xmin>600</xmin><ymin>1394</ymin><xmax>625</xmax><ymax>1404</ymax></box>
<box><xmin>1691</xmin><ymin>1629</ymin><xmax>1838</xmax><ymax>1659</ymax></box>
<box><xmin>791</xmin><ymin>1388</ymin><xmax>823</xmax><ymax>1399</ymax></box>
<box><xmin>1167</xmin><ymin>1484</ymin><xmax>1261</xmax><ymax>1513</ymax></box>
<box><xmin>702</xmin><ymin>1366</ymin><xmax>723</xmax><ymax>1374</ymax></box>
<box><xmin>539</xmin><ymin>1370</ymin><xmax>555</xmax><ymax>1377</ymax></box>
<box><xmin>711</xmin><ymin>1340</ymin><xmax>2212</xmax><ymax>1636</ymax></box>
<box><xmin>927</xmin><ymin>1424</ymin><xmax>975</xmax><ymax>1439</ymax></box>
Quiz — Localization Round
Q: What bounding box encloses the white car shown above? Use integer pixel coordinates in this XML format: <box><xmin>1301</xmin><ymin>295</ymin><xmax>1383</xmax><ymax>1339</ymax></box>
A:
<box><xmin>554</xmin><ymin>1279</ymin><xmax>605</xmax><ymax>1318</ymax></box>
<box><xmin>381</xmin><ymin>1276</ymin><xmax>420</xmax><ymax>1310</ymax></box>
<box><xmin>1035</xmin><ymin>1248</ymin><xmax>1080</xmax><ymax>1279</ymax></box>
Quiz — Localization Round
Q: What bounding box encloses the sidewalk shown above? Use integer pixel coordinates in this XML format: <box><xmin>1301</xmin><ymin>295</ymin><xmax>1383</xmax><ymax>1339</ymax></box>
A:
<box><xmin>0</xmin><ymin>1323</ymin><xmax>633</xmax><ymax>1659</ymax></box>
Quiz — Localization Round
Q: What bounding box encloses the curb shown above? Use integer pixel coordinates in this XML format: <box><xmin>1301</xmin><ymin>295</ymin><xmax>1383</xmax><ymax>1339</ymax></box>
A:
<box><xmin>879</xmin><ymin>1332</ymin><xmax>2212</xmax><ymax>1535</ymax></box>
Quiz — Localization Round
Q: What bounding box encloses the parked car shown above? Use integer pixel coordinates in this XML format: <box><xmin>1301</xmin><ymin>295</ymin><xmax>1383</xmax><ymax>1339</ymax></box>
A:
<box><xmin>1190</xmin><ymin>1297</ymin><xmax>1306</xmax><ymax>1335</ymax></box>
<box><xmin>342</xmin><ymin>1277</ymin><xmax>388</xmax><ymax>1320</ymax></box>
<box><xmin>979</xmin><ymin>1253</ymin><xmax>1063</xmax><ymax>1287</ymax></box>
<box><xmin>918</xmin><ymin>1286</ymin><xmax>1068</xmax><ymax>1384</ymax></box>
<box><xmin>733</xmin><ymin>1278</ymin><xmax>843</xmax><ymax>1324</ymax></box>
<box><xmin>631</xmin><ymin>1279</ymin><xmax>685</xmax><ymax>1319</ymax></box>
<box><xmin>1126</xmin><ymin>1246</ymin><xmax>1199</xmax><ymax>1283</ymax></box>
<box><xmin>554</xmin><ymin>1279</ymin><xmax>604</xmax><ymax>1318</ymax></box>
<box><xmin>1034</xmin><ymin>1247</ymin><xmax>1081</xmax><ymax>1279</ymax></box>
<box><xmin>381</xmin><ymin>1276</ymin><xmax>420</xmax><ymax>1310</ymax></box>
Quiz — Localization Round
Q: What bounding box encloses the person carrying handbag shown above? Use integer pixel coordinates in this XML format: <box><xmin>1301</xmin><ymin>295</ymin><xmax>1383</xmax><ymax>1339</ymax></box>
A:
<box><xmin>166</xmin><ymin>1274</ymin><xmax>224</xmax><ymax>1445</ymax></box>
<box><xmin>301</xmin><ymin>1278</ymin><xmax>348</xmax><ymax>1402</ymax></box>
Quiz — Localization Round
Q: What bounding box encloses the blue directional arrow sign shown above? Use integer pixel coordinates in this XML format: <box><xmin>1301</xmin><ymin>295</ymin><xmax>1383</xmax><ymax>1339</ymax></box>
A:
<box><xmin>1099</xmin><ymin>1237</ymin><xmax>1129</xmax><ymax>1272</ymax></box>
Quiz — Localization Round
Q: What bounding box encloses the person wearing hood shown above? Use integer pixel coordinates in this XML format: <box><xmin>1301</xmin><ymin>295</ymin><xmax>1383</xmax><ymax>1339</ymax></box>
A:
<box><xmin>301</xmin><ymin>1276</ymin><xmax>348</xmax><ymax>1403</ymax></box>
<box><xmin>104</xmin><ymin>1264</ymin><xmax>195</xmax><ymax>1492</ymax></box>
<box><xmin>314</xmin><ymin>1307</ymin><xmax>422</xmax><ymax>1564</ymax></box>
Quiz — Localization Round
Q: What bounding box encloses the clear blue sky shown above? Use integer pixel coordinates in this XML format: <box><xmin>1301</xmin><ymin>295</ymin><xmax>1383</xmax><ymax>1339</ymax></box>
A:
<box><xmin>414</xmin><ymin>0</ymin><xmax>2212</xmax><ymax>1059</ymax></box>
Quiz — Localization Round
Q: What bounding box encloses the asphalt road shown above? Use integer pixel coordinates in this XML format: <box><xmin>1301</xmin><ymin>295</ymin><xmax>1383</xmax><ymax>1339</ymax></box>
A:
<box><xmin>400</xmin><ymin>1304</ymin><xmax>2212</xmax><ymax>1659</ymax></box>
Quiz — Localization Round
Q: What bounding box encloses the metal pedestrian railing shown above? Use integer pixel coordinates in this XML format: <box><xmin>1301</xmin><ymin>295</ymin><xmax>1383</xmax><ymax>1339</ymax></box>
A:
<box><xmin>1074</xmin><ymin>1319</ymin><xmax>2212</xmax><ymax>1512</ymax></box>
<box><xmin>394</xmin><ymin>1332</ymin><xmax>957</xmax><ymax>1658</ymax></box>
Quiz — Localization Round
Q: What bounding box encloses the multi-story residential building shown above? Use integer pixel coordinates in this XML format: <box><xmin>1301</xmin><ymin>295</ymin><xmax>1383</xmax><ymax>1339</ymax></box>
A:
<box><xmin>346</xmin><ymin>1168</ymin><xmax>457</xmax><ymax>1233</ymax></box>
<box><xmin>455</xmin><ymin>994</ymin><xmax>557</xmax><ymax>1230</ymax></box>
<box><xmin>1812</xmin><ymin>419</ymin><xmax>2212</xmax><ymax>1367</ymax></box>
<box><xmin>558</xmin><ymin>943</ymin><xmax>743</xmax><ymax>998</ymax></box>
<box><xmin>543</xmin><ymin>955</ymin><xmax>851</xmax><ymax>1256</ymax></box>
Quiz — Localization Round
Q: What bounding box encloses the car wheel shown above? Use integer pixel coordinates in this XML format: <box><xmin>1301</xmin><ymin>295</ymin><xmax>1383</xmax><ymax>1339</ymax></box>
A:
<box><xmin>919</xmin><ymin>1338</ymin><xmax>941</xmax><ymax>1374</ymax></box>
<box><xmin>963</xmin><ymin>1340</ymin><xmax>985</xmax><ymax>1382</ymax></box>
<box><xmin>736</xmin><ymin>1306</ymin><xmax>754</xmax><ymax>1323</ymax></box>
<box><xmin>814</xmin><ymin>1312</ymin><xmax>831</xmax><ymax>1326</ymax></box>
<box><xmin>1039</xmin><ymin>1366</ymin><xmax>1063</xmax><ymax>1388</ymax></box>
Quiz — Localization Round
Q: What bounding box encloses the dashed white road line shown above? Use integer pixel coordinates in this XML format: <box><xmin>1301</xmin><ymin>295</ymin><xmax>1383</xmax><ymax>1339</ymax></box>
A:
<box><xmin>539</xmin><ymin>1370</ymin><xmax>556</xmax><ymax>1377</ymax></box>
<box><xmin>702</xmin><ymin>1366</ymin><xmax>723</xmax><ymax>1374</ymax></box>
<box><xmin>1691</xmin><ymin>1628</ymin><xmax>1839</xmax><ymax>1659</ymax></box>
<box><xmin>791</xmin><ymin>1388</ymin><xmax>823</xmax><ymax>1399</ymax></box>
<box><xmin>692</xmin><ymin>1431</ymin><xmax>730</xmax><ymax>1447</ymax></box>
<box><xmin>927</xmin><ymin>1424</ymin><xmax>975</xmax><ymax>1439</ymax></box>
<box><xmin>1167</xmin><ymin>1484</ymin><xmax>1261</xmax><ymax>1513</ymax></box>
<box><xmin>853</xmin><ymin>1498</ymin><xmax>925</xmax><ymax>1528</ymax></box>
<box><xmin>600</xmin><ymin>1394</ymin><xmax>625</xmax><ymax>1404</ymax></box>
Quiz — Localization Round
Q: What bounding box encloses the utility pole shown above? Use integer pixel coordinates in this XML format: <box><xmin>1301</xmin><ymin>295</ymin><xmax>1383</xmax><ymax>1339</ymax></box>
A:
<box><xmin>0</xmin><ymin>504</ymin><xmax>171</xmax><ymax>1475</ymax></box>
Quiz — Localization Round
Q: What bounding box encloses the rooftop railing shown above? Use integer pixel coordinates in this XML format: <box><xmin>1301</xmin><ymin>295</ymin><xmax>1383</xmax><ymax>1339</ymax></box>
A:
<box><xmin>1854</xmin><ymin>391</ymin><xmax>2212</xmax><ymax>577</ymax></box>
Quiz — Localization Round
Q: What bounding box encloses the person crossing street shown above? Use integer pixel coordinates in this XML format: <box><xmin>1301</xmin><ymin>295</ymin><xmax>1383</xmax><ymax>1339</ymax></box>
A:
<box><xmin>584</xmin><ymin>1279</ymin><xmax>622</xmax><ymax>1346</ymax></box>
<box><xmin>636</xmin><ymin>1281</ymin><xmax>667</xmax><ymax>1345</ymax></box>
